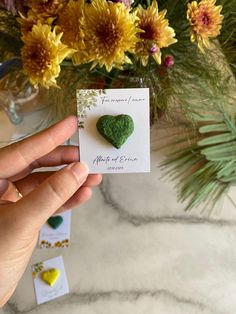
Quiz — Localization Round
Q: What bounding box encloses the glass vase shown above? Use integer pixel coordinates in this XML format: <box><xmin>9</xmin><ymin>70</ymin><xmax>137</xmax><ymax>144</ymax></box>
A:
<box><xmin>0</xmin><ymin>68</ymin><xmax>51</xmax><ymax>142</ymax></box>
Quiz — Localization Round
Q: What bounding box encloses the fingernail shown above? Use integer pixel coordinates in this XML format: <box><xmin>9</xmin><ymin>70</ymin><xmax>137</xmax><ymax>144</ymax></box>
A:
<box><xmin>68</xmin><ymin>162</ymin><xmax>89</xmax><ymax>183</ymax></box>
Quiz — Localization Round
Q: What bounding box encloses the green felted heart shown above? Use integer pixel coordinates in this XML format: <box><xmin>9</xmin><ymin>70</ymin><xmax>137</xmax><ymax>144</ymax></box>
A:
<box><xmin>96</xmin><ymin>114</ymin><xmax>134</xmax><ymax>149</ymax></box>
<box><xmin>47</xmin><ymin>216</ymin><xmax>63</xmax><ymax>229</ymax></box>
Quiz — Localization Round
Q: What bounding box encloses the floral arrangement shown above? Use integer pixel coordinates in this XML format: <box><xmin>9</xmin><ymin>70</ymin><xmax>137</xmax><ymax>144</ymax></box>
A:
<box><xmin>0</xmin><ymin>0</ymin><xmax>225</xmax><ymax>86</ymax></box>
<box><xmin>0</xmin><ymin>0</ymin><xmax>236</xmax><ymax>211</ymax></box>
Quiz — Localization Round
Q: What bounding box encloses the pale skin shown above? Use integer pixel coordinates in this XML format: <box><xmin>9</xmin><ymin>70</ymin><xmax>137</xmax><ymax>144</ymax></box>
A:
<box><xmin>0</xmin><ymin>116</ymin><xmax>102</xmax><ymax>308</ymax></box>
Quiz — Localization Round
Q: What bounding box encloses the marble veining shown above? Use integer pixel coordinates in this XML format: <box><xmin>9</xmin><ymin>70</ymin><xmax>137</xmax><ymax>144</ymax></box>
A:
<box><xmin>99</xmin><ymin>177</ymin><xmax>236</xmax><ymax>227</ymax></box>
<box><xmin>4</xmin><ymin>289</ymin><xmax>224</xmax><ymax>314</ymax></box>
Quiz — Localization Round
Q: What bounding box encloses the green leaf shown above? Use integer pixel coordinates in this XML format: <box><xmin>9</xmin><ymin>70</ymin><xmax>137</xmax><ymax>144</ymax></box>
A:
<box><xmin>201</xmin><ymin>142</ymin><xmax>236</xmax><ymax>156</ymax></box>
<box><xmin>192</xmin><ymin>114</ymin><xmax>223</xmax><ymax>122</ymax></box>
<box><xmin>205</xmin><ymin>155</ymin><xmax>236</xmax><ymax>161</ymax></box>
<box><xmin>198</xmin><ymin>133</ymin><xmax>236</xmax><ymax>146</ymax></box>
<box><xmin>217</xmin><ymin>160</ymin><xmax>236</xmax><ymax>178</ymax></box>
<box><xmin>199</xmin><ymin>123</ymin><xmax>229</xmax><ymax>133</ymax></box>
<box><xmin>219</xmin><ymin>175</ymin><xmax>236</xmax><ymax>183</ymax></box>
<box><xmin>185</xmin><ymin>181</ymin><xmax>219</xmax><ymax>211</ymax></box>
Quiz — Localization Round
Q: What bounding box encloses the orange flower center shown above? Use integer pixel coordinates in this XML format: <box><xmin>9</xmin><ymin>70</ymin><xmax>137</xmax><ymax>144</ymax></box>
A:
<box><xmin>22</xmin><ymin>41</ymin><xmax>52</xmax><ymax>76</ymax></box>
<box><xmin>140</xmin><ymin>23</ymin><xmax>158</xmax><ymax>40</ymax></box>
<box><xmin>94</xmin><ymin>20</ymin><xmax>121</xmax><ymax>53</ymax></box>
<box><xmin>201</xmin><ymin>12</ymin><xmax>210</xmax><ymax>26</ymax></box>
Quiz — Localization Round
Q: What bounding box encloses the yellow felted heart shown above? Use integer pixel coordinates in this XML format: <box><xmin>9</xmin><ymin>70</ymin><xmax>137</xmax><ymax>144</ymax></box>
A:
<box><xmin>41</xmin><ymin>268</ymin><xmax>60</xmax><ymax>286</ymax></box>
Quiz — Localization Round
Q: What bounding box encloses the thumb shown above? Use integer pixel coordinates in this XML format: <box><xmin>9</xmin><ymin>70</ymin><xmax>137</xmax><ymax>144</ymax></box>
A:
<box><xmin>11</xmin><ymin>162</ymin><xmax>89</xmax><ymax>231</ymax></box>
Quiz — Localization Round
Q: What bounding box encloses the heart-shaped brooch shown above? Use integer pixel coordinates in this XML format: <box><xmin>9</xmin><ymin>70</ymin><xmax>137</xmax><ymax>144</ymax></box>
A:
<box><xmin>47</xmin><ymin>215</ymin><xmax>63</xmax><ymax>229</ymax></box>
<box><xmin>42</xmin><ymin>268</ymin><xmax>60</xmax><ymax>286</ymax></box>
<box><xmin>96</xmin><ymin>114</ymin><xmax>134</xmax><ymax>149</ymax></box>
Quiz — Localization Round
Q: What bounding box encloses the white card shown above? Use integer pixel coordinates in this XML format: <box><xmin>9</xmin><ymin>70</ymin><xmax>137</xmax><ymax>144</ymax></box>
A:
<box><xmin>38</xmin><ymin>211</ymin><xmax>71</xmax><ymax>249</ymax></box>
<box><xmin>77</xmin><ymin>88</ymin><xmax>150</xmax><ymax>174</ymax></box>
<box><xmin>32</xmin><ymin>256</ymin><xmax>69</xmax><ymax>305</ymax></box>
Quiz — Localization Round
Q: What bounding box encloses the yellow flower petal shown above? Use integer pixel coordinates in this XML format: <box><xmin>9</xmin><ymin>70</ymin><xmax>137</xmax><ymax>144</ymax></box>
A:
<box><xmin>57</xmin><ymin>0</ymin><xmax>87</xmax><ymax>65</ymax></box>
<box><xmin>21</xmin><ymin>23</ymin><xmax>75</xmax><ymax>88</ymax></box>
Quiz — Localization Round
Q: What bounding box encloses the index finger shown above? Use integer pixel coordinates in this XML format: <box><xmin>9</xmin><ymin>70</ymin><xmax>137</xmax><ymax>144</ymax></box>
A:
<box><xmin>0</xmin><ymin>115</ymin><xmax>78</xmax><ymax>178</ymax></box>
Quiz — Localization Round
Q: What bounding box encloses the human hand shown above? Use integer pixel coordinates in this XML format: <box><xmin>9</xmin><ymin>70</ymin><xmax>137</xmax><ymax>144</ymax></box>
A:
<box><xmin>0</xmin><ymin>116</ymin><xmax>102</xmax><ymax>307</ymax></box>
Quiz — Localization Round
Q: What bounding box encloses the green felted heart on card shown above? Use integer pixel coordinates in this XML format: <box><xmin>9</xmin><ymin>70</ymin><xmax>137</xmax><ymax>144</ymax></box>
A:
<box><xmin>96</xmin><ymin>114</ymin><xmax>134</xmax><ymax>149</ymax></box>
<box><xmin>47</xmin><ymin>216</ymin><xmax>63</xmax><ymax>229</ymax></box>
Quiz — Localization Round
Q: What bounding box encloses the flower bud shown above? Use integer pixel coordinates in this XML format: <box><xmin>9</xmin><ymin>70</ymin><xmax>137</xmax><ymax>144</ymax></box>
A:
<box><xmin>163</xmin><ymin>55</ymin><xmax>174</xmax><ymax>69</ymax></box>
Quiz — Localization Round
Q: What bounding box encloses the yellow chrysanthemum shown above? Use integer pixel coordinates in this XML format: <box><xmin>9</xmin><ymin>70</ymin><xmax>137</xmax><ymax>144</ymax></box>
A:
<box><xmin>83</xmin><ymin>0</ymin><xmax>139</xmax><ymax>71</ymax></box>
<box><xmin>57</xmin><ymin>0</ymin><xmax>87</xmax><ymax>64</ymax></box>
<box><xmin>21</xmin><ymin>23</ymin><xmax>75</xmax><ymax>88</ymax></box>
<box><xmin>135</xmin><ymin>0</ymin><xmax>177</xmax><ymax>66</ymax></box>
<box><xmin>187</xmin><ymin>0</ymin><xmax>224</xmax><ymax>53</ymax></box>
<box><xmin>30</xmin><ymin>0</ymin><xmax>67</xmax><ymax>17</ymax></box>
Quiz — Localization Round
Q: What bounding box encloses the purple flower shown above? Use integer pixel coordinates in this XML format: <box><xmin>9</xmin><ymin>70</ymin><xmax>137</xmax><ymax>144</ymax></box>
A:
<box><xmin>150</xmin><ymin>44</ymin><xmax>158</xmax><ymax>54</ymax></box>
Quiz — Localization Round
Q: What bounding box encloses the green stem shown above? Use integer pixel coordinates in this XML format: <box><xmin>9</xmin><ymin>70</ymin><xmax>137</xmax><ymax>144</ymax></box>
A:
<box><xmin>225</xmin><ymin>191</ymin><xmax>236</xmax><ymax>211</ymax></box>
<box><xmin>105</xmin><ymin>68</ymin><xmax>120</xmax><ymax>89</ymax></box>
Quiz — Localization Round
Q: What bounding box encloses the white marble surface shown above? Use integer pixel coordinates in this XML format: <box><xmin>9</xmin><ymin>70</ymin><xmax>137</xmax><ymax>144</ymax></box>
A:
<box><xmin>1</xmin><ymin>109</ymin><xmax>236</xmax><ymax>314</ymax></box>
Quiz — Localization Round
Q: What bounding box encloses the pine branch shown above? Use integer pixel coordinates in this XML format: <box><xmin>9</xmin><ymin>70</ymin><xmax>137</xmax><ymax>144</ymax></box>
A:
<box><xmin>161</xmin><ymin>103</ymin><xmax>236</xmax><ymax>211</ymax></box>
<box><xmin>219</xmin><ymin>0</ymin><xmax>236</xmax><ymax>78</ymax></box>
